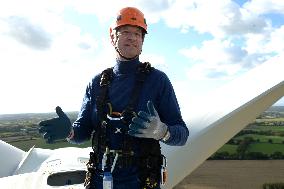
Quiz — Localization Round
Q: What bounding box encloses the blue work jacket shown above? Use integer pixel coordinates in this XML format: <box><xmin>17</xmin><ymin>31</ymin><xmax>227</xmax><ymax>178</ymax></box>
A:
<box><xmin>70</xmin><ymin>58</ymin><xmax>189</xmax><ymax>188</ymax></box>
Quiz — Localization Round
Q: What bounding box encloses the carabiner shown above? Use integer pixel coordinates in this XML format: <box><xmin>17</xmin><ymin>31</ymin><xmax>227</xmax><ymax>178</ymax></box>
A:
<box><xmin>160</xmin><ymin>155</ymin><xmax>168</xmax><ymax>185</ymax></box>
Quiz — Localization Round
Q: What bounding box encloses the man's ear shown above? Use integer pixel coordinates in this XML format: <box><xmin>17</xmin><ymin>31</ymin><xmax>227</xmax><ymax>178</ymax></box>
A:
<box><xmin>110</xmin><ymin>28</ymin><xmax>116</xmax><ymax>46</ymax></box>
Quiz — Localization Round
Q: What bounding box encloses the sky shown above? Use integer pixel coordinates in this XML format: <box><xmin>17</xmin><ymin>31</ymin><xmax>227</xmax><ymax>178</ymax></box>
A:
<box><xmin>0</xmin><ymin>0</ymin><xmax>283</xmax><ymax>114</ymax></box>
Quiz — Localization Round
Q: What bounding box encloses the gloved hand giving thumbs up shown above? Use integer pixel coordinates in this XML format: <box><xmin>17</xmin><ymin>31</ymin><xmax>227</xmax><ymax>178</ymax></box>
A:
<box><xmin>39</xmin><ymin>106</ymin><xmax>72</xmax><ymax>143</ymax></box>
<box><xmin>128</xmin><ymin>101</ymin><xmax>168</xmax><ymax>140</ymax></box>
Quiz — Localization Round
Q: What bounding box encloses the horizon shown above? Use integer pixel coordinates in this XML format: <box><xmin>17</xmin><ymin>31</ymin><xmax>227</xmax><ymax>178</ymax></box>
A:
<box><xmin>0</xmin><ymin>104</ymin><xmax>283</xmax><ymax>116</ymax></box>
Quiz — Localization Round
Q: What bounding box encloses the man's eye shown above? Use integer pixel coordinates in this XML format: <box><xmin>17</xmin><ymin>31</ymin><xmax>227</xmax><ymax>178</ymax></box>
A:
<box><xmin>121</xmin><ymin>31</ymin><xmax>129</xmax><ymax>35</ymax></box>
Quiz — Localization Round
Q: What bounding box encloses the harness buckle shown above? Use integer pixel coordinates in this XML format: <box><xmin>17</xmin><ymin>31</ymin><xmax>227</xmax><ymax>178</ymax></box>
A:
<box><xmin>121</xmin><ymin>109</ymin><xmax>137</xmax><ymax>124</ymax></box>
<box><xmin>107</xmin><ymin>114</ymin><xmax>123</xmax><ymax>121</ymax></box>
<box><xmin>106</xmin><ymin>103</ymin><xmax>124</xmax><ymax>121</ymax></box>
<box><xmin>106</xmin><ymin>102</ymin><xmax>137</xmax><ymax>124</ymax></box>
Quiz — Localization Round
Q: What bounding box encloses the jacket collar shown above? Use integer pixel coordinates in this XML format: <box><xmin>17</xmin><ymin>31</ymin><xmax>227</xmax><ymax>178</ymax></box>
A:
<box><xmin>113</xmin><ymin>58</ymin><xmax>140</xmax><ymax>75</ymax></box>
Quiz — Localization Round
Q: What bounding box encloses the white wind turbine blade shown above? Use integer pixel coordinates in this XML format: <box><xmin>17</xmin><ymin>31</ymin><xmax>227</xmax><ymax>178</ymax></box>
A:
<box><xmin>162</xmin><ymin>54</ymin><xmax>284</xmax><ymax>188</ymax></box>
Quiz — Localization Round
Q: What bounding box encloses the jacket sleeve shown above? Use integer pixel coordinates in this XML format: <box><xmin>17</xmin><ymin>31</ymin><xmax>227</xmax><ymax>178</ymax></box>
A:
<box><xmin>69</xmin><ymin>80</ymin><xmax>98</xmax><ymax>144</ymax></box>
<box><xmin>156</xmin><ymin>72</ymin><xmax>189</xmax><ymax>146</ymax></box>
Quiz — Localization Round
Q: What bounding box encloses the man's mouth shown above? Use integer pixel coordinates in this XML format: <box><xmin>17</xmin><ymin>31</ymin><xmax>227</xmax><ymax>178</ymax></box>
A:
<box><xmin>125</xmin><ymin>44</ymin><xmax>137</xmax><ymax>48</ymax></box>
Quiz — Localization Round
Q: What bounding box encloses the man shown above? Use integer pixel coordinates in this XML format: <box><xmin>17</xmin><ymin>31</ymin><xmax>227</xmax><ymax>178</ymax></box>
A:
<box><xmin>39</xmin><ymin>7</ymin><xmax>189</xmax><ymax>189</ymax></box>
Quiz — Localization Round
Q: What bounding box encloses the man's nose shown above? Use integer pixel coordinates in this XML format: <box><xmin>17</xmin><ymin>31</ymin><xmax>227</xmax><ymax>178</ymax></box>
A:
<box><xmin>126</xmin><ymin>32</ymin><xmax>138</xmax><ymax>40</ymax></box>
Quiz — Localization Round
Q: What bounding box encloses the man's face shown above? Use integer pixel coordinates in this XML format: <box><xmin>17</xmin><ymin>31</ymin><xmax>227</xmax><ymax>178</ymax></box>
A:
<box><xmin>112</xmin><ymin>25</ymin><xmax>144</xmax><ymax>59</ymax></box>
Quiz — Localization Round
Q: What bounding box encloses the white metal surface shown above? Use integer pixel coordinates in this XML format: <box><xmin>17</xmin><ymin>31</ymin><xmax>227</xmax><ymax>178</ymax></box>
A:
<box><xmin>0</xmin><ymin>140</ymin><xmax>25</xmax><ymax>177</ymax></box>
<box><xmin>0</xmin><ymin>147</ymin><xmax>90</xmax><ymax>189</ymax></box>
<box><xmin>0</xmin><ymin>55</ymin><xmax>283</xmax><ymax>188</ymax></box>
<box><xmin>13</xmin><ymin>146</ymin><xmax>53</xmax><ymax>175</ymax></box>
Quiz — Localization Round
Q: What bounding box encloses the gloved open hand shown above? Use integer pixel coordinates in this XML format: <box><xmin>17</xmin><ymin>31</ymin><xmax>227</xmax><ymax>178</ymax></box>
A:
<box><xmin>39</xmin><ymin>106</ymin><xmax>72</xmax><ymax>143</ymax></box>
<box><xmin>128</xmin><ymin>101</ymin><xmax>168</xmax><ymax>140</ymax></box>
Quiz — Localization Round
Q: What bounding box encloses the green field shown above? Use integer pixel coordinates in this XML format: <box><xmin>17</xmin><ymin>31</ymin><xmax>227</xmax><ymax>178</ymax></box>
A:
<box><xmin>217</xmin><ymin>142</ymin><xmax>284</xmax><ymax>156</ymax></box>
<box><xmin>248</xmin><ymin>143</ymin><xmax>284</xmax><ymax>154</ymax></box>
<box><xmin>235</xmin><ymin>134</ymin><xmax>284</xmax><ymax>143</ymax></box>
<box><xmin>218</xmin><ymin>144</ymin><xmax>238</xmax><ymax>154</ymax></box>
<box><xmin>251</xmin><ymin>126</ymin><xmax>284</xmax><ymax>131</ymax></box>
<box><xmin>10</xmin><ymin>138</ymin><xmax>92</xmax><ymax>151</ymax></box>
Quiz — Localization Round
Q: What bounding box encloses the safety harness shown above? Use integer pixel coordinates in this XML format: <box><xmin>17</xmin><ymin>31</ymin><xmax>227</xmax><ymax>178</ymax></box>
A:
<box><xmin>84</xmin><ymin>62</ymin><xmax>167</xmax><ymax>189</ymax></box>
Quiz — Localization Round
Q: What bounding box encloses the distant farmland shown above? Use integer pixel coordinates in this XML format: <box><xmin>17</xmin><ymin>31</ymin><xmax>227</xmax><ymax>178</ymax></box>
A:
<box><xmin>1</xmin><ymin>106</ymin><xmax>284</xmax><ymax>159</ymax></box>
<box><xmin>9</xmin><ymin>138</ymin><xmax>92</xmax><ymax>151</ymax></box>
<box><xmin>174</xmin><ymin>160</ymin><xmax>284</xmax><ymax>189</ymax></box>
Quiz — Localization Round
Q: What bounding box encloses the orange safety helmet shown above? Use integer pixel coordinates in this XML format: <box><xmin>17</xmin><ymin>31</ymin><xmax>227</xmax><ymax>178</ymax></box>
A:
<box><xmin>111</xmin><ymin>7</ymin><xmax>147</xmax><ymax>33</ymax></box>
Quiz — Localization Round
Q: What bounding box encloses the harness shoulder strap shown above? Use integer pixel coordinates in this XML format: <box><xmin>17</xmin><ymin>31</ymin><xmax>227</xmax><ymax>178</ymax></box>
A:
<box><xmin>125</xmin><ymin>62</ymin><xmax>152</xmax><ymax>112</ymax></box>
<box><xmin>93</xmin><ymin>68</ymin><xmax>113</xmax><ymax>154</ymax></box>
<box><xmin>96</xmin><ymin>68</ymin><xmax>113</xmax><ymax>121</ymax></box>
<box><xmin>121</xmin><ymin>62</ymin><xmax>153</xmax><ymax>158</ymax></box>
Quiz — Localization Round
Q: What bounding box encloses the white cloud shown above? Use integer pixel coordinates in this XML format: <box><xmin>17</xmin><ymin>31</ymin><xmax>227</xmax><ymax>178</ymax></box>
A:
<box><xmin>4</xmin><ymin>16</ymin><xmax>52</xmax><ymax>50</ymax></box>
<box><xmin>140</xmin><ymin>53</ymin><xmax>167</xmax><ymax>71</ymax></box>
<box><xmin>244</xmin><ymin>24</ymin><xmax>284</xmax><ymax>55</ymax></box>
<box><xmin>221</xmin><ymin>7</ymin><xmax>268</xmax><ymax>36</ymax></box>
<box><xmin>137</xmin><ymin>0</ymin><xmax>172</xmax><ymax>12</ymax></box>
<box><xmin>0</xmin><ymin>0</ymin><xmax>105</xmax><ymax>114</ymax></box>
<box><xmin>159</xmin><ymin>0</ymin><xmax>268</xmax><ymax>38</ymax></box>
<box><xmin>66</xmin><ymin>0</ymin><xmax>167</xmax><ymax>24</ymax></box>
<box><xmin>179</xmin><ymin>38</ymin><xmax>247</xmax><ymax>79</ymax></box>
<box><xmin>66</xmin><ymin>0</ymin><xmax>172</xmax><ymax>25</ymax></box>
<box><xmin>244</xmin><ymin>0</ymin><xmax>284</xmax><ymax>14</ymax></box>
<box><xmin>165</xmin><ymin>0</ymin><xmax>283</xmax><ymax>81</ymax></box>
<box><xmin>0</xmin><ymin>0</ymin><xmax>283</xmax><ymax>113</ymax></box>
<box><xmin>265</xmin><ymin>25</ymin><xmax>284</xmax><ymax>53</ymax></box>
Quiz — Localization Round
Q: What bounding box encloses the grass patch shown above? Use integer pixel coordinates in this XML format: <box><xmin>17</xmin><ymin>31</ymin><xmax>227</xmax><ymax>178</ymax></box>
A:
<box><xmin>216</xmin><ymin>143</ymin><xmax>284</xmax><ymax>157</ymax></box>
<box><xmin>217</xmin><ymin>144</ymin><xmax>238</xmax><ymax>154</ymax></box>
<box><xmin>248</xmin><ymin>143</ymin><xmax>284</xmax><ymax>155</ymax></box>
<box><xmin>236</xmin><ymin>134</ymin><xmax>284</xmax><ymax>143</ymax></box>
<box><xmin>253</xmin><ymin>126</ymin><xmax>284</xmax><ymax>132</ymax></box>
<box><xmin>10</xmin><ymin>138</ymin><xmax>91</xmax><ymax>151</ymax></box>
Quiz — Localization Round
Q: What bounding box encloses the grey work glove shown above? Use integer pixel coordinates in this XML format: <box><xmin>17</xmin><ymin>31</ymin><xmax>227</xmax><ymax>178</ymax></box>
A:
<box><xmin>38</xmin><ymin>106</ymin><xmax>72</xmax><ymax>143</ymax></box>
<box><xmin>128</xmin><ymin>101</ymin><xmax>168</xmax><ymax>140</ymax></box>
